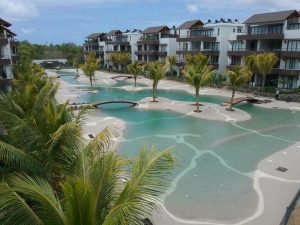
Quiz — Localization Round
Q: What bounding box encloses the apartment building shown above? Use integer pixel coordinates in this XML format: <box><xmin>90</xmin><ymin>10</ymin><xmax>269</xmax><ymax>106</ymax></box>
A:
<box><xmin>101</xmin><ymin>29</ymin><xmax>142</xmax><ymax>69</ymax></box>
<box><xmin>0</xmin><ymin>18</ymin><xmax>18</xmax><ymax>93</ymax></box>
<box><xmin>228</xmin><ymin>10</ymin><xmax>300</xmax><ymax>89</ymax></box>
<box><xmin>176</xmin><ymin>19</ymin><xmax>243</xmax><ymax>74</ymax></box>
<box><xmin>135</xmin><ymin>26</ymin><xmax>177</xmax><ymax>64</ymax></box>
<box><xmin>84</xmin><ymin>30</ymin><xmax>141</xmax><ymax>69</ymax></box>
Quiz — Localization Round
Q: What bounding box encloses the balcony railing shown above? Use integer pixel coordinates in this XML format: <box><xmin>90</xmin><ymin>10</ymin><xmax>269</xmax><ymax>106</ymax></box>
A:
<box><xmin>177</xmin><ymin>48</ymin><xmax>219</xmax><ymax>52</ymax></box>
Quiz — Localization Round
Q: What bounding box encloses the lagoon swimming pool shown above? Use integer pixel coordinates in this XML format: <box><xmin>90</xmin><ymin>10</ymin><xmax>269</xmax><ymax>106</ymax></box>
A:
<box><xmin>58</xmin><ymin>71</ymin><xmax>300</xmax><ymax>224</ymax></box>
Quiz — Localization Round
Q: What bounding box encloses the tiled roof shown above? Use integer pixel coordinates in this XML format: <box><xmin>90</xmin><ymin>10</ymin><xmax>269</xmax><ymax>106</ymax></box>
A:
<box><xmin>244</xmin><ymin>10</ymin><xmax>300</xmax><ymax>24</ymax></box>
<box><xmin>143</xmin><ymin>26</ymin><xmax>169</xmax><ymax>34</ymax></box>
<box><xmin>177</xmin><ymin>20</ymin><xmax>203</xmax><ymax>29</ymax></box>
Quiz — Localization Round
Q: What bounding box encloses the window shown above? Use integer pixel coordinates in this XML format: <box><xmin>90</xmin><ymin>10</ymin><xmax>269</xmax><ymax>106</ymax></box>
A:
<box><xmin>231</xmin><ymin>56</ymin><xmax>242</xmax><ymax>65</ymax></box>
<box><xmin>287</xmin><ymin>23</ymin><xmax>300</xmax><ymax>30</ymax></box>
<box><xmin>217</xmin><ymin>28</ymin><xmax>220</xmax><ymax>36</ymax></box>
<box><xmin>233</xmin><ymin>28</ymin><xmax>235</xmax><ymax>33</ymax></box>
<box><xmin>237</xmin><ymin>28</ymin><xmax>242</xmax><ymax>33</ymax></box>
<box><xmin>250</xmin><ymin>24</ymin><xmax>283</xmax><ymax>35</ymax></box>
<box><xmin>285</xmin><ymin>58</ymin><xmax>297</xmax><ymax>69</ymax></box>
<box><xmin>287</xmin><ymin>40</ymin><xmax>300</xmax><ymax>51</ymax></box>
<box><xmin>210</xmin><ymin>56</ymin><xmax>219</xmax><ymax>64</ymax></box>
<box><xmin>190</xmin><ymin>29</ymin><xmax>213</xmax><ymax>37</ymax></box>
<box><xmin>231</xmin><ymin>41</ymin><xmax>243</xmax><ymax>51</ymax></box>
<box><xmin>203</xmin><ymin>42</ymin><xmax>219</xmax><ymax>51</ymax></box>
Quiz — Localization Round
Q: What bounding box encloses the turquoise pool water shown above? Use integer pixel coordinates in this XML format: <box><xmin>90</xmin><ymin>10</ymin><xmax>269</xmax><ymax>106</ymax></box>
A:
<box><xmin>59</xmin><ymin>72</ymin><xmax>300</xmax><ymax>223</ymax></box>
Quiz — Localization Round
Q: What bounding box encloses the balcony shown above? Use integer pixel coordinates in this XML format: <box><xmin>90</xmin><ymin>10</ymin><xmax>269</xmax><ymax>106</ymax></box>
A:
<box><xmin>0</xmin><ymin>38</ymin><xmax>8</xmax><ymax>46</ymax></box>
<box><xmin>237</xmin><ymin>33</ymin><xmax>284</xmax><ymax>40</ymax></box>
<box><xmin>281</xmin><ymin>49</ymin><xmax>300</xmax><ymax>58</ymax></box>
<box><xmin>272</xmin><ymin>66</ymin><xmax>300</xmax><ymax>76</ymax></box>
<box><xmin>0</xmin><ymin>56</ymin><xmax>11</xmax><ymax>65</ymax></box>
<box><xmin>177</xmin><ymin>36</ymin><xmax>216</xmax><ymax>42</ymax></box>
<box><xmin>0</xmin><ymin>78</ymin><xmax>13</xmax><ymax>85</ymax></box>
<box><xmin>135</xmin><ymin>50</ymin><xmax>167</xmax><ymax>56</ymax></box>
<box><xmin>176</xmin><ymin>48</ymin><xmax>219</xmax><ymax>56</ymax></box>
<box><xmin>10</xmin><ymin>39</ymin><xmax>19</xmax><ymax>46</ymax></box>
<box><xmin>227</xmin><ymin>48</ymin><xmax>282</xmax><ymax>56</ymax></box>
<box><xmin>106</xmin><ymin>49</ymin><xmax>131</xmax><ymax>53</ymax></box>
<box><xmin>83</xmin><ymin>41</ymin><xmax>98</xmax><ymax>47</ymax></box>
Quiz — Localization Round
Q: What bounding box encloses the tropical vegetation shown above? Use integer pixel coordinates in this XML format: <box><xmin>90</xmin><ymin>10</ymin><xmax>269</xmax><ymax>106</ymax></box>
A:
<box><xmin>146</xmin><ymin>61</ymin><xmax>169</xmax><ymax>102</ymax></box>
<box><xmin>183</xmin><ymin>54</ymin><xmax>214</xmax><ymax>112</ymax></box>
<box><xmin>127</xmin><ymin>61</ymin><xmax>142</xmax><ymax>87</ymax></box>
<box><xmin>110</xmin><ymin>53</ymin><xmax>131</xmax><ymax>72</ymax></box>
<box><xmin>0</xmin><ymin>58</ymin><xmax>175</xmax><ymax>225</ymax></box>
<box><xmin>225</xmin><ymin>65</ymin><xmax>252</xmax><ymax>111</ymax></box>
<box><xmin>81</xmin><ymin>52</ymin><xmax>100</xmax><ymax>87</ymax></box>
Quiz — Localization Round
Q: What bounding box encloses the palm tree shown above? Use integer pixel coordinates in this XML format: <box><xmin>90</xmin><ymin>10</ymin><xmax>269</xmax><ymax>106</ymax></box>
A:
<box><xmin>73</xmin><ymin>57</ymin><xmax>81</xmax><ymax>78</ymax></box>
<box><xmin>166</xmin><ymin>55</ymin><xmax>177</xmax><ymax>76</ymax></box>
<box><xmin>81</xmin><ymin>52</ymin><xmax>100</xmax><ymax>87</ymax></box>
<box><xmin>0</xmin><ymin>142</ymin><xmax>175</xmax><ymax>225</ymax></box>
<box><xmin>183</xmin><ymin>54</ymin><xmax>214</xmax><ymax>112</ymax></box>
<box><xmin>127</xmin><ymin>61</ymin><xmax>142</xmax><ymax>87</ymax></box>
<box><xmin>255</xmin><ymin>53</ymin><xmax>278</xmax><ymax>92</ymax></box>
<box><xmin>146</xmin><ymin>61</ymin><xmax>168</xmax><ymax>102</ymax></box>
<box><xmin>244</xmin><ymin>54</ymin><xmax>257</xmax><ymax>87</ymax></box>
<box><xmin>226</xmin><ymin>65</ymin><xmax>252</xmax><ymax>111</ymax></box>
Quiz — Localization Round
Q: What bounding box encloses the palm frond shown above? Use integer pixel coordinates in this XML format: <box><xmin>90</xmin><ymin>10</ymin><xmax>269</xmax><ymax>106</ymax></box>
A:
<box><xmin>0</xmin><ymin>181</ymin><xmax>42</xmax><ymax>225</ymax></box>
<box><xmin>103</xmin><ymin>146</ymin><xmax>175</xmax><ymax>225</ymax></box>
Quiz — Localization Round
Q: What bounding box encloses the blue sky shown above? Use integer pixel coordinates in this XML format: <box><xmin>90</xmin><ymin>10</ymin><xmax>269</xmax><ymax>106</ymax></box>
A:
<box><xmin>1</xmin><ymin>0</ymin><xmax>300</xmax><ymax>44</ymax></box>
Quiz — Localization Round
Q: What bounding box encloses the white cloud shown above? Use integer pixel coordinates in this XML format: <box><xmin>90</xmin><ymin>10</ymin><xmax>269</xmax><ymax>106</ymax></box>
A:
<box><xmin>186</xmin><ymin>0</ymin><xmax>300</xmax><ymax>13</ymax></box>
<box><xmin>21</xmin><ymin>28</ymin><xmax>36</xmax><ymax>34</ymax></box>
<box><xmin>0</xmin><ymin>0</ymin><xmax>39</xmax><ymax>22</ymax></box>
<box><xmin>187</xmin><ymin>3</ymin><xmax>199</xmax><ymax>13</ymax></box>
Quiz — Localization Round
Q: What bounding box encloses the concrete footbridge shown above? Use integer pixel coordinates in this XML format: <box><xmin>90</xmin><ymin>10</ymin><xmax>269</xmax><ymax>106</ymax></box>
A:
<box><xmin>224</xmin><ymin>97</ymin><xmax>259</xmax><ymax>106</ymax></box>
<box><xmin>92</xmin><ymin>100</ymin><xmax>138</xmax><ymax>107</ymax></box>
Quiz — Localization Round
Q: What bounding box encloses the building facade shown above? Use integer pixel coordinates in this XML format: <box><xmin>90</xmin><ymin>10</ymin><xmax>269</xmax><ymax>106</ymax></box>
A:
<box><xmin>135</xmin><ymin>26</ymin><xmax>177</xmax><ymax>64</ymax></box>
<box><xmin>228</xmin><ymin>10</ymin><xmax>300</xmax><ymax>89</ymax></box>
<box><xmin>176</xmin><ymin>19</ymin><xmax>243</xmax><ymax>74</ymax></box>
<box><xmin>0</xmin><ymin>18</ymin><xmax>18</xmax><ymax>92</ymax></box>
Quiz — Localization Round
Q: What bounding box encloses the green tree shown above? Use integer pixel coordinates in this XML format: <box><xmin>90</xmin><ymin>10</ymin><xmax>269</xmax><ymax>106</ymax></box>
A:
<box><xmin>72</xmin><ymin>57</ymin><xmax>81</xmax><ymax>77</ymax></box>
<box><xmin>226</xmin><ymin>66</ymin><xmax>252</xmax><ymax>111</ymax></box>
<box><xmin>146</xmin><ymin>61</ymin><xmax>168</xmax><ymax>102</ymax></box>
<box><xmin>244</xmin><ymin>54</ymin><xmax>257</xmax><ymax>87</ymax></box>
<box><xmin>255</xmin><ymin>53</ymin><xmax>278</xmax><ymax>91</ymax></box>
<box><xmin>110</xmin><ymin>53</ymin><xmax>131</xmax><ymax>72</ymax></box>
<box><xmin>183</xmin><ymin>54</ymin><xmax>214</xmax><ymax>112</ymax></box>
<box><xmin>166</xmin><ymin>55</ymin><xmax>177</xmax><ymax>76</ymax></box>
<box><xmin>0</xmin><ymin>144</ymin><xmax>175</xmax><ymax>225</ymax></box>
<box><xmin>81</xmin><ymin>52</ymin><xmax>100</xmax><ymax>87</ymax></box>
<box><xmin>127</xmin><ymin>61</ymin><xmax>142</xmax><ymax>87</ymax></box>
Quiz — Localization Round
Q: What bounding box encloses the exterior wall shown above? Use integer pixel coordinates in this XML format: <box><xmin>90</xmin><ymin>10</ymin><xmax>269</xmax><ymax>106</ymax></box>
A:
<box><xmin>0</xmin><ymin>23</ymin><xmax>18</xmax><ymax>93</ymax></box>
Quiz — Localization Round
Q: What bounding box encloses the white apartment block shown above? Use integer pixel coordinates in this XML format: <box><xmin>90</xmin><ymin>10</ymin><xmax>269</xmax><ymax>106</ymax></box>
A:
<box><xmin>176</xmin><ymin>19</ymin><xmax>243</xmax><ymax>74</ymax></box>
<box><xmin>0</xmin><ymin>18</ymin><xmax>18</xmax><ymax>93</ymax></box>
<box><xmin>228</xmin><ymin>10</ymin><xmax>300</xmax><ymax>89</ymax></box>
<box><xmin>135</xmin><ymin>26</ymin><xmax>177</xmax><ymax>64</ymax></box>
<box><xmin>84</xmin><ymin>30</ymin><xmax>142</xmax><ymax>70</ymax></box>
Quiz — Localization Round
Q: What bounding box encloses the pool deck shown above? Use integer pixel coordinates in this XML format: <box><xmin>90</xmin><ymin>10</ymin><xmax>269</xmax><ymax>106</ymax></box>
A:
<box><xmin>50</xmin><ymin>69</ymin><xmax>300</xmax><ymax>225</ymax></box>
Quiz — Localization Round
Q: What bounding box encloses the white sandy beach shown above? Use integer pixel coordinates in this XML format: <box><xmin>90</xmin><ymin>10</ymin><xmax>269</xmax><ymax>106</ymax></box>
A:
<box><xmin>50</xmin><ymin>69</ymin><xmax>300</xmax><ymax>225</ymax></box>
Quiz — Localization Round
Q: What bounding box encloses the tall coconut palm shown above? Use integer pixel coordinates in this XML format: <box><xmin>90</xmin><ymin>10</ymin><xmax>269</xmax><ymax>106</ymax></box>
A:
<box><xmin>226</xmin><ymin>65</ymin><xmax>252</xmax><ymax>111</ymax></box>
<box><xmin>167</xmin><ymin>55</ymin><xmax>177</xmax><ymax>76</ymax></box>
<box><xmin>81</xmin><ymin>52</ymin><xmax>100</xmax><ymax>87</ymax></box>
<box><xmin>255</xmin><ymin>53</ymin><xmax>278</xmax><ymax>91</ymax></box>
<box><xmin>127</xmin><ymin>61</ymin><xmax>142</xmax><ymax>87</ymax></box>
<box><xmin>244</xmin><ymin>54</ymin><xmax>257</xmax><ymax>87</ymax></box>
<box><xmin>146</xmin><ymin>61</ymin><xmax>168</xmax><ymax>102</ymax></box>
<box><xmin>0</xmin><ymin>142</ymin><xmax>175</xmax><ymax>225</ymax></box>
<box><xmin>73</xmin><ymin>57</ymin><xmax>81</xmax><ymax>77</ymax></box>
<box><xmin>183</xmin><ymin>54</ymin><xmax>214</xmax><ymax>112</ymax></box>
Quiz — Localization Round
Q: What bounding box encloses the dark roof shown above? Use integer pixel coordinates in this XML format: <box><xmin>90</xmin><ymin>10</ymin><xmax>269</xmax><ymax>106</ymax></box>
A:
<box><xmin>0</xmin><ymin>18</ymin><xmax>11</xmax><ymax>27</ymax></box>
<box><xmin>106</xmin><ymin>30</ymin><xmax>122</xmax><ymax>36</ymax></box>
<box><xmin>244</xmin><ymin>10</ymin><xmax>300</xmax><ymax>24</ymax></box>
<box><xmin>0</xmin><ymin>25</ymin><xmax>16</xmax><ymax>36</ymax></box>
<box><xmin>87</xmin><ymin>33</ymin><xmax>105</xmax><ymax>39</ymax></box>
<box><xmin>177</xmin><ymin>20</ymin><xmax>204</xmax><ymax>29</ymax></box>
<box><xmin>143</xmin><ymin>26</ymin><xmax>169</xmax><ymax>34</ymax></box>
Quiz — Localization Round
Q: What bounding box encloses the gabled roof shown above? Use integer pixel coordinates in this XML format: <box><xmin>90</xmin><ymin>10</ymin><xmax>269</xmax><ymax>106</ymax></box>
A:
<box><xmin>177</xmin><ymin>20</ymin><xmax>204</xmax><ymax>30</ymax></box>
<box><xmin>0</xmin><ymin>18</ymin><xmax>11</xmax><ymax>27</ymax></box>
<box><xmin>87</xmin><ymin>33</ymin><xmax>106</xmax><ymax>39</ymax></box>
<box><xmin>244</xmin><ymin>10</ymin><xmax>300</xmax><ymax>24</ymax></box>
<box><xmin>106</xmin><ymin>30</ymin><xmax>122</xmax><ymax>36</ymax></box>
<box><xmin>1</xmin><ymin>25</ymin><xmax>16</xmax><ymax>36</ymax></box>
<box><xmin>143</xmin><ymin>26</ymin><xmax>169</xmax><ymax>34</ymax></box>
